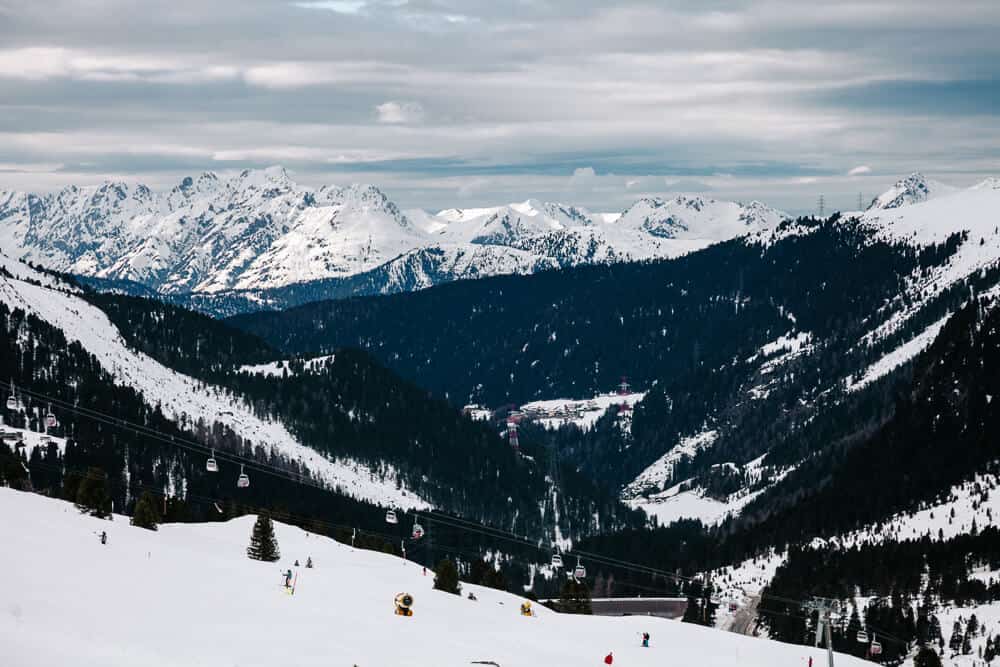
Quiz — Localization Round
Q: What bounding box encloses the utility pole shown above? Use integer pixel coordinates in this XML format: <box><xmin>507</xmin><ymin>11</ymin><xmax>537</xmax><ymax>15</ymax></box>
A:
<box><xmin>803</xmin><ymin>597</ymin><xmax>840</xmax><ymax>667</ymax></box>
<box><xmin>857</xmin><ymin>192</ymin><xmax>864</xmax><ymax>211</ymax></box>
<box><xmin>817</xmin><ymin>195</ymin><xmax>826</xmax><ymax>219</ymax></box>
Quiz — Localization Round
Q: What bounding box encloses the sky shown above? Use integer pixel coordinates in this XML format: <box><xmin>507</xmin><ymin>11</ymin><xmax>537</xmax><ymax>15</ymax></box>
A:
<box><xmin>1</xmin><ymin>0</ymin><xmax>999</xmax><ymax>214</ymax></box>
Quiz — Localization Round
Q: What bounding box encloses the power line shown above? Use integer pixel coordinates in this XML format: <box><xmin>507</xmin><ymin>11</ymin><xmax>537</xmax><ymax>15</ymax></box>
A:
<box><xmin>2</xmin><ymin>380</ymin><xmax>928</xmax><ymax>651</ymax></box>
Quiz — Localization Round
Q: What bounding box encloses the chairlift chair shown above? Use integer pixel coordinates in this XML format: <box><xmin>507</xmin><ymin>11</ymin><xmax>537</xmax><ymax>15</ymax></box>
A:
<box><xmin>6</xmin><ymin>395</ymin><xmax>16</xmax><ymax>411</ymax></box>
<box><xmin>870</xmin><ymin>641</ymin><xmax>882</xmax><ymax>656</ymax></box>
<box><xmin>551</xmin><ymin>553</ymin><xmax>563</xmax><ymax>568</ymax></box>
<box><xmin>237</xmin><ymin>465</ymin><xmax>250</xmax><ymax>488</ymax></box>
<box><xmin>856</xmin><ymin>630</ymin><xmax>869</xmax><ymax>643</ymax></box>
<box><xmin>573</xmin><ymin>557</ymin><xmax>586</xmax><ymax>579</ymax></box>
<box><xmin>411</xmin><ymin>522</ymin><xmax>424</xmax><ymax>539</ymax></box>
<box><xmin>206</xmin><ymin>449</ymin><xmax>219</xmax><ymax>473</ymax></box>
<box><xmin>45</xmin><ymin>411</ymin><xmax>57</xmax><ymax>429</ymax></box>
<box><xmin>386</xmin><ymin>509</ymin><xmax>398</xmax><ymax>524</ymax></box>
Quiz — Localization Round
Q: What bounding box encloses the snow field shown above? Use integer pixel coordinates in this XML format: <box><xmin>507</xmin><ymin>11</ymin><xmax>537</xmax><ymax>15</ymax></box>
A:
<box><xmin>0</xmin><ymin>488</ymin><xmax>871</xmax><ymax>667</ymax></box>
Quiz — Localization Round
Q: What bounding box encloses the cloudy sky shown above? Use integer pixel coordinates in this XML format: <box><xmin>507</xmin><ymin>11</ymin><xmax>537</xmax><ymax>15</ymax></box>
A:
<box><xmin>1</xmin><ymin>0</ymin><xmax>998</xmax><ymax>214</ymax></box>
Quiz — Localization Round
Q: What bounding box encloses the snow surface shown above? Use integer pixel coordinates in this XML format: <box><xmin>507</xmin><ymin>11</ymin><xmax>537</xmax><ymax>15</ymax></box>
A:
<box><xmin>816</xmin><ymin>471</ymin><xmax>1000</xmax><ymax>549</ymax></box>
<box><xmin>238</xmin><ymin>354</ymin><xmax>337</xmax><ymax>377</ymax></box>
<box><xmin>0</xmin><ymin>421</ymin><xmax>67</xmax><ymax>455</ymax></box>
<box><xmin>0</xmin><ymin>488</ymin><xmax>871</xmax><ymax>667</ymax></box>
<box><xmin>846</xmin><ymin>314</ymin><xmax>950</xmax><ymax>391</ymax></box>
<box><xmin>520</xmin><ymin>391</ymin><xmax>646</xmax><ymax>432</ymax></box>
<box><xmin>622</xmin><ymin>429</ymin><xmax>719</xmax><ymax>498</ymax></box>
<box><xmin>0</xmin><ymin>261</ymin><xmax>424</xmax><ymax>510</ymax></box>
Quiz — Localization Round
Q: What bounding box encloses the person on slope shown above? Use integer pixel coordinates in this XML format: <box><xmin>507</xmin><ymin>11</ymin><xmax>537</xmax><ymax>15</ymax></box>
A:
<box><xmin>283</xmin><ymin>569</ymin><xmax>293</xmax><ymax>588</ymax></box>
<box><xmin>100</xmin><ymin>531</ymin><xmax>107</xmax><ymax>545</ymax></box>
<box><xmin>603</xmin><ymin>651</ymin><xmax>614</xmax><ymax>665</ymax></box>
<box><xmin>641</xmin><ymin>632</ymin><xmax>650</xmax><ymax>648</ymax></box>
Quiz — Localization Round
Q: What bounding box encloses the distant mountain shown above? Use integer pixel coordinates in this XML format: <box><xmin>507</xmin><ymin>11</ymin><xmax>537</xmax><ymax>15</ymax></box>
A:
<box><xmin>0</xmin><ymin>169</ymin><xmax>787</xmax><ymax>315</ymax></box>
<box><xmin>866</xmin><ymin>171</ymin><xmax>958</xmax><ymax>211</ymax></box>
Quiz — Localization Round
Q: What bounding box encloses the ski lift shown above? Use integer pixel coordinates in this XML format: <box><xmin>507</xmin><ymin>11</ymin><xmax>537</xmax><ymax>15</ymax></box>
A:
<box><xmin>856</xmin><ymin>630</ymin><xmax>869</xmax><ymax>643</ymax></box>
<box><xmin>411</xmin><ymin>522</ymin><xmax>424</xmax><ymax>540</ymax></box>
<box><xmin>386</xmin><ymin>509</ymin><xmax>398</xmax><ymax>524</ymax></box>
<box><xmin>45</xmin><ymin>410</ymin><xmax>57</xmax><ymax>429</ymax></box>
<box><xmin>237</xmin><ymin>465</ymin><xmax>250</xmax><ymax>488</ymax></box>
<box><xmin>6</xmin><ymin>394</ymin><xmax>16</xmax><ymax>411</ymax></box>
<box><xmin>573</xmin><ymin>557</ymin><xmax>586</xmax><ymax>579</ymax></box>
<box><xmin>206</xmin><ymin>450</ymin><xmax>219</xmax><ymax>473</ymax></box>
<box><xmin>551</xmin><ymin>553</ymin><xmax>564</xmax><ymax>568</ymax></box>
<box><xmin>870</xmin><ymin>641</ymin><xmax>882</xmax><ymax>656</ymax></box>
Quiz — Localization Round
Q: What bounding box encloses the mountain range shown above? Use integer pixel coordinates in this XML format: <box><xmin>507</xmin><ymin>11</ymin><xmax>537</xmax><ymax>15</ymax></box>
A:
<box><xmin>0</xmin><ymin>167</ymin><xmax>786</xmax><ymax>315</ymax></box>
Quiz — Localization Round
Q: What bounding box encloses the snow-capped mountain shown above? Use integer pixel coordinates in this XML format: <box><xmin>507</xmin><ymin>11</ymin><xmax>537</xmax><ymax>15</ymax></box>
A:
<box><xmin>866</xmin><ymin>171</ymin><xmax>958</xmax><ymax>211</ymax></box>
<box><xmin>0</xmin><ymin>169</ymin><xmax>788</xmax><ymax>313</ymax></box>
<box><xmin>615</xmin><ymin>195</ymin><xmax>785</xmax><ymax>240</ymax></box>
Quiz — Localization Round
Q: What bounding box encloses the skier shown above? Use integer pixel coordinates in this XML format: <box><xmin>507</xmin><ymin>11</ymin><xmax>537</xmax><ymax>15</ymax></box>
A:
<box><xmin>294</xmin><ymin>559</ymin><xmax>300</xmax><ymax>567</ymax></box>
<box><xmin>306</xmin><ymin>557</ymin><xmax>313</xmax><ymax>568</ymax></box>
<box><xmin>641</xmin><ymin>632</ymin><xmax>650</xmax><ymax>648</ymax></box>
<box><xmin>100</xmin><ymin>531</ymin><xmax>107</xmax><ymax>545</ymax></box>
<box><xmin>604</xmin><ymin>652</ymin><xmax>614</xmax><ymax>665</ymax></box>
<box><xmin>468</xmin><ymin>591</ymin><xmax>477</xmax><ymax>601</ymax></box>
<box><xmin>283</xmin><ymin>569</ymin><xmax>293</xmax><ymax>588</ymax></box>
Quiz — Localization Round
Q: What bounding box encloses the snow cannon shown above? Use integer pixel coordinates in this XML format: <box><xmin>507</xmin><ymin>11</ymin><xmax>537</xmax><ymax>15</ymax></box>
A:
<box><xmin>394</xmin><ymin>592</ymin><xmax>414</xmax><ymax>617</ymax></box>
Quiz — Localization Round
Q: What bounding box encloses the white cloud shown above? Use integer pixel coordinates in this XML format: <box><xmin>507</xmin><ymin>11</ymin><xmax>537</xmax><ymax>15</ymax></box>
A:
<box><xmin>848</xmin><ymin>165</ymin><xmax>872</xmax><ymax>176</ymax></box>
<box><xmin>295</xmin><ymin>1</ymin><xmax>367</xmax><ymax>14</ymax></box>
<box><xmin>374</xmin><ymin>101</ymin><xmax>424</xmax><ymax>124</ymax></box>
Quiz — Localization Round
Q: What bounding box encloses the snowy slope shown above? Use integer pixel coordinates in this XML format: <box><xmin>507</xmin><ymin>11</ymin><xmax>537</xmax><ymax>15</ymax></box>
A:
<box><xmin>521</xmin><ymin>391</ymin><xmax>646</xmax><ymax>432</ymax></box>
<box><xmin>0</xmin><ymin>259</ymin><xmax>424</xmax><ymax>509</ymax></box>
<box><xmin>0</xmin><ymin>488</ymin><xmax>871</xmax><ymax>667</ymax></box>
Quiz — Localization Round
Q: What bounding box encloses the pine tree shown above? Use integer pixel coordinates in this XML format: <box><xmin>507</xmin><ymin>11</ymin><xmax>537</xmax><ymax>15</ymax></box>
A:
<box><xmin>914</xmin><ymin>646</ymin><xmax>943</xmax><ymax>667</ymax></box>
<box><xmin>75</xmin><ymin>467</ymin><xmax>112</xmax><ymax>518</ymax></box>
<box><xmin>246</xmin><ymin>514</ymin><xmax>280</xmax><ymax>562</ymax></box>
<box><xmin>131</xmin><ymin>491</ymin><xmax>161</xmax><ymax>531</ymax></box>
<box><xmin>433</xmin><ymin>558</ymin><xmax>461</xmax><ymax>595</ymax></box>
<box><xmin>951</xmin><ymin>620</ymin><xmax>964</xmax><ymax>654</ymax></box>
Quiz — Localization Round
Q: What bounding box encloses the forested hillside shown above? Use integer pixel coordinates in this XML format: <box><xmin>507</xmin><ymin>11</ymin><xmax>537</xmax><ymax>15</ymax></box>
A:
<box><xmin>231</xmin><ymin>218</ymin><xmax>972</xmax><ymax>493</ymax></box>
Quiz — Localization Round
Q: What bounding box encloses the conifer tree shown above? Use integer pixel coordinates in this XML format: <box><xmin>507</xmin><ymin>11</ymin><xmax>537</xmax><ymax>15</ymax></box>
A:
<box><xmin>131</xmin><ymin>491</ymin><xmax>161</xmax><ymax>531</ymax></box>
<box><xmin>75</xmin><ymin>467</ymin><xmax>112</xmax><ymax>518</ymax></box>
<box><xmin>246</xmin><ymin>513</ymin><xmax>281</xmax><ymax>562</ymax></box>
<box><xmin>914</xmin><ymin>646</ymin><xmax>943</xmax><ymax>667</ymax></box>
<box><xmin>433</xmin><ymin>558</ymin><xmax>461</xmax><ymax>595</ymax></box>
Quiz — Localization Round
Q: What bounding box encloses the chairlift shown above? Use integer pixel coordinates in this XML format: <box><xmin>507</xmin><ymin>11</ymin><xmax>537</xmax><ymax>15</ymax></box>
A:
<box><xmin>6</xmin><ymin>395</ymin><xmax>16</xmax><ymax>411</ymax></box>
<box><xmin>237</xmin><ymin>465</ymin><xmax>250</xmax><ymax>488</ymax></box>
<box><xmin>45</xmin><ymin>410</ymin><xmax>57</xmax><ymax>429</ymax></box>
<box><xmin>386</xmin><ymin>509</ymin><xmax>398</xmax><ymax>524</ymax></box>
<box><xmin>856</xmin><ymin>630</ymin><xmax>869</xmax><ymax>643</ymax></box>
<box><xmin>411</xmin><ymin>522</ymin><xmax>424</xmax><ymax>540</ymax></box>
<box><xmin>573</xmin><ymin>556</ymin><xmax>586</xmax><ymax>579</ymax></box>
<box><xmin>551</xmin><ymin>553</ymin><xmax>563</xmax><ymax>568</ymax></box>
<box><xmin>206</xmin><ymin>449</ymin><xmax>219</xmax><ymax>473</ymax></box>
<box><xmin>870</xmin><ymin>641</ymin><xmax>882</xmax><ymax>656</ymax></box>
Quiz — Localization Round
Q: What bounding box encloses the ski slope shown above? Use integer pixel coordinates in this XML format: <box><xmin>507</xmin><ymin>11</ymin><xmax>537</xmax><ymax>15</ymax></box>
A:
<box><xmin>0</xmin><ymin>257</ymin><xmax>424</xmax><ymax>510</ymax></box>
<box><xmin>0</xmin><ymin>488</ymin><xmax>871</xmax><ymax>667</ymax></box>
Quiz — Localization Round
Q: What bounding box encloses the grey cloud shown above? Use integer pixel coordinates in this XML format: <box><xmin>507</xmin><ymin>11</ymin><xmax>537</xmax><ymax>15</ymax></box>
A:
<box><xmin>0</xmin><ymin>0</ymin><xmax>998</xmax><ymax>214</ymax></box>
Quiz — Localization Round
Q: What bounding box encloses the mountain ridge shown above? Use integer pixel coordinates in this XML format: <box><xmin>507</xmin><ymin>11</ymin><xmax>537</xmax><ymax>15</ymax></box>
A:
<box><xmin>0</xmin><ymin>168</ymin><xmax>788</xmax><ymax>315</ymax></box>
